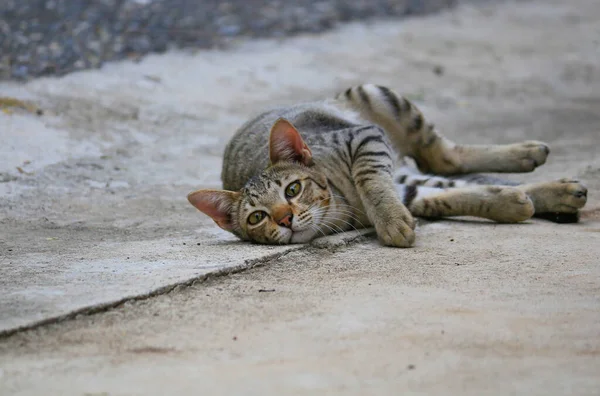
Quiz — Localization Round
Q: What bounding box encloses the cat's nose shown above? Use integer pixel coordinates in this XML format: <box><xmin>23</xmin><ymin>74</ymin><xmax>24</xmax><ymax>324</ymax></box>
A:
<box><xmin>277</xmin><ymin>213</ymin><xmax>293</xmax><ymax>228</ymax></box>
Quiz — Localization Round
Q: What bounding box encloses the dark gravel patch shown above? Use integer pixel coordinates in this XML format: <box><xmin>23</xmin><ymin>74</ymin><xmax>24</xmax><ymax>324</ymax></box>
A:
<box><xmin>0</xmin><ymin>0</ymin><xmax>457</xmax><ymax>81</ymax></box>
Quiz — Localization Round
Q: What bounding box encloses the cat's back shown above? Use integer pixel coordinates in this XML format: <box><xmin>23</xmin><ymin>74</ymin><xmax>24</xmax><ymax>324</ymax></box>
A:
<box><xmin>222</xmin><ymin>100</ymin><xmax>366</xmax><ymax>190</ymax></box>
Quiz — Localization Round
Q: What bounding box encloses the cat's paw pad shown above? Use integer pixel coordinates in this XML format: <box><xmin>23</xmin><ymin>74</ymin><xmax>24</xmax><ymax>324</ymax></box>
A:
<box><xmin>509</xmin><ymin>141</ymin><xmax>550</xmax><ymax>172</ymax></box>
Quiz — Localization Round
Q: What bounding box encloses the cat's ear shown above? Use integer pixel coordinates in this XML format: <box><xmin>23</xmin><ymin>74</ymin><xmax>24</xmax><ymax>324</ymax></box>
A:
<box><xmin>269</xmin><ymin>118</ymin><xmax>313</xmax><ymax>166</ymax></box>
<box><xmin>187</xmin><ymin>189</ymin><xmax>240</xmax><ymax>231</ymax></box>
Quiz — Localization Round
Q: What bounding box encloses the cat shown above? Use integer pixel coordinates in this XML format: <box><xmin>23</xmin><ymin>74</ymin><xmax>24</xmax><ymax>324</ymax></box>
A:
<box><xmin>187</xmin><ymin>84</ymin><xmax>588</xmax><ymax>247</ymax></box>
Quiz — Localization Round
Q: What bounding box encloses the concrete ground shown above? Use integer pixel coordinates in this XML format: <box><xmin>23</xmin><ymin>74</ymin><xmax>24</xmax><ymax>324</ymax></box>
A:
<box><xmin>1</xmin><ymin>0</ymin><xmax>600</xmax><ymax>394</ymax></box>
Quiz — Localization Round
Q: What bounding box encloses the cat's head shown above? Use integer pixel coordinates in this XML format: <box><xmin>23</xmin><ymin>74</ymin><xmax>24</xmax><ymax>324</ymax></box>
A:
<box><xmin>187</xmin><ymin>118</ymin><xmax>331</xmax><ymax>244</ymax></box>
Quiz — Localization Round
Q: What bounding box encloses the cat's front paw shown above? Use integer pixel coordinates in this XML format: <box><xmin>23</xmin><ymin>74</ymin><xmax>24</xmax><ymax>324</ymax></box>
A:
<box><xmin>373</xmin><ymin>206</ymin><xmax>416</xmax><ymax>248</ymax></box>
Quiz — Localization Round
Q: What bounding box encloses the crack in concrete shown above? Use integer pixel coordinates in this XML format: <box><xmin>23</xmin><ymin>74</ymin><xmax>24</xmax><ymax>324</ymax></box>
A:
<box><xmin>0</xmin><ymin>229</ymin><xmax>375</xmax><ymax>339</ymax></box>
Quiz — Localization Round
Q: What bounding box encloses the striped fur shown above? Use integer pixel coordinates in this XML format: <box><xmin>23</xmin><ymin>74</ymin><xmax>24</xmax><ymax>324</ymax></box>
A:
<box><xmin>188</xmin><ymin>84</ymin><xmax>588</xmax><ymax>247</ymax></box>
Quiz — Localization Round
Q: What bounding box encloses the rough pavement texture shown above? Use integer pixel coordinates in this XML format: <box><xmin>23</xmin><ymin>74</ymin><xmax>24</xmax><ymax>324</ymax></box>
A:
<box><xmin>1</xmin><ymin>0</ymin><xmax>600</xmax><ymax>394</ymax></box>
<box><xmin>0</xmin><ymin>0</ymin><xmax>456</xmax><ymax>81</ymax></box>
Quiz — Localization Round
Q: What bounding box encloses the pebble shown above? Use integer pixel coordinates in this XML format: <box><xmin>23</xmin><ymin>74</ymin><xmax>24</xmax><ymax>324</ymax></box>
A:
<box><xmin>0</xmin><ymin>0</ymin><xmax>457</xmax><ymax>81</ymax></box>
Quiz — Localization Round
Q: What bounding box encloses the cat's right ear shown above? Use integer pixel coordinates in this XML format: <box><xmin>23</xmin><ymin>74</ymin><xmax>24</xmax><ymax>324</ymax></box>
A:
<box><xmin>187</xmin><ymin>189</ymin><xmax>240</xmax><ymax>231</ymax></box>
<box><xmin>269</xmin><ymin>118</ymin><xmax>313</xmax><ymax>166</ymax></box>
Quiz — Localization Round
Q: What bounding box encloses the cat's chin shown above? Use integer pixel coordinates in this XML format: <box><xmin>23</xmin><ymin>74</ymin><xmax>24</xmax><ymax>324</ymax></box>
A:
<box><xmin>289</xmin><ymin>229</ymin><xmax>318</xmax><ymax>244</ymax></box>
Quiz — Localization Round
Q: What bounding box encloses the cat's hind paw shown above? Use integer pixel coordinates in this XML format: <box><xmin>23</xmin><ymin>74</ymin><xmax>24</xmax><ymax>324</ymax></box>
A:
<box><xmin>504</xmin><ymin>141</ymin><xmax>550</xmax><ymax>172</ymax></box>
<box><xmin>485</xmin><ymin>187</ymin><xmax>535</xmax><ymax>223</ymax></box>
<box><xmin>527</xmin><ymin>179</ymin><xmax>587</xmax><ymax>222</ymax></box>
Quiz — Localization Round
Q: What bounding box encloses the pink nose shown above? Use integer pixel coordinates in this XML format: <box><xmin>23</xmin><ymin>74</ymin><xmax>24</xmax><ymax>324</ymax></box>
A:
<box><xmin>277</xmin><ymin>213</ymin><xmax>293</xmax><ymax>228</ymax></box>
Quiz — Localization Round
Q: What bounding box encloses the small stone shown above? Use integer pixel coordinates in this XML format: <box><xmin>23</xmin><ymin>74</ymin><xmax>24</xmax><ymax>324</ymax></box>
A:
<box><xmin>12</xmin><ymin>65</ymin><xmax>28</xmax><ymax>79</ymax></box>
<box><xmin>49</xmin><ymin>42</ymin><xmax>63</xmax><ymax>57</ymax></box>
<box><xmin>87</xmin><ymin>40</ymin><xmax>102</xmax><ymax>53</ymax></box>
<box><xmin>218</xmin><ymin>24</ymin><xmax>241</xmax><ymax>37</ymax></box>
<box><xmin>87</xmin><ymin>55</ymin><xmax>101</xmax><ymax>68</ymax></box>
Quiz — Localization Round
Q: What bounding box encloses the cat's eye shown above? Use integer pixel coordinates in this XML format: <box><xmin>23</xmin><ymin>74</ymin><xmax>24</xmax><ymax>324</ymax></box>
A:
<box><xmin>248</xmin><ymin>211</ymin><xmax>267</xmax><ymax>225</ymax></box>
<box><xmin>285</xmin><ymin>181</ymin><xmax>302</xmax><ymax>198</ymax></box>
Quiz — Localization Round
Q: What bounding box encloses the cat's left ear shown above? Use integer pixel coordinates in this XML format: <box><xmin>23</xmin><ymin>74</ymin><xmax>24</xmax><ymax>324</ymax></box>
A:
<box><xmin>269</xmin><ymin>118</ymin><xmax>313</xmax><ymax>166</ymax></box>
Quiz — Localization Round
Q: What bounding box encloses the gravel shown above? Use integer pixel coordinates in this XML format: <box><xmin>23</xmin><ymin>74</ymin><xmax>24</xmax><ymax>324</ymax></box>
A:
<box><xmin>0</xmin><ymin>0</ymin><xmax>458</xmax><ymax>81</ymax></box>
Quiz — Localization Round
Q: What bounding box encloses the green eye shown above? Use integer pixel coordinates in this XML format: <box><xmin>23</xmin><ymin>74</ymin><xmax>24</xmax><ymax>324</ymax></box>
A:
<box><xmin>285</xmin><ymin>181</ymin><xmax>302</xmax><ymax>198</ymax></box>
<box><xmin>248</xmin><ymin>211</ymin><xmax>267</xmax><ymax>225</ymax></box>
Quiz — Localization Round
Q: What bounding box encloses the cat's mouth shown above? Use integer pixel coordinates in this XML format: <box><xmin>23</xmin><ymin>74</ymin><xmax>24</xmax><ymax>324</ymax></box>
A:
<box><xmin>275</xmin><ymin>205</ymin><xmax>328</xmax><ymax>244</ymax></box>
<box><xmin>287</xmin><ymin>215</ymin><xmax>324</xmax><ymax>244</ymax></box>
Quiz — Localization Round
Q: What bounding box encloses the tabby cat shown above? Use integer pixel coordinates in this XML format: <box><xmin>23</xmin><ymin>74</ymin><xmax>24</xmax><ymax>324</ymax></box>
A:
<box><xmin>187</xmin><ymin>84</ymin><xmax>588</xmax><ymax>247</ymax></box>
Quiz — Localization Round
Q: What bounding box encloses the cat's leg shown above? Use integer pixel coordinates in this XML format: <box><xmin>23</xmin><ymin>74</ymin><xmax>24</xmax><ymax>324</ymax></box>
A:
<box><xmin>349</xmin><ymin>127</ymin><xmax>416</xmax><ymax>247</ymax></box>
<box><xmin>396</xmin><ymin>184</ymin><xmax>535</xmax><ymax>223</ymax></box>
<box><xmin>394</xmin><ymin>168</ymin><xmax>588</xmax><ymax>223</ymax></box>
<box><xmin>336</xmin><ymin>84</ymin><xmax>549</xmax><ymax>175</ymax></box>
<box><xmin>445</xmin><ymin>174</ymin><xmax>588</xmax><ymax>222</ymax></box>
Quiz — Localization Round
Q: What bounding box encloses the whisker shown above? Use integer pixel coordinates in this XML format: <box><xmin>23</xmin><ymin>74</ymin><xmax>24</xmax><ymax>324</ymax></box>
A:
<box><xmin>329</xmin><ymin>193</ymin><xmax>367</xmax><ymax>216</ymax></box>
<box><xmin>303</xmin><ymin>192</ymin><xmax>371</xmax><ymax>236</ymax></box>
<box><xmin>311</xmin><ymin>207</ymin><xmax>367</xmax><ymax>232</ymax></box>
<box><xmin>317</xmin><ymin>221</ymin><xmax>341</xmax><ymax>235</ymax></box>
<box><xmin>323</xmin><ymin>216</ymin><xmax>361</xmax><ymax>233</ymax></box>
<box><xmin>309</xmin><ymin>224</ymin><xmax>327</xmax><ymax>238</ymax></box>
<box><xmin>315</xmin><ymin>206</ymin><xmax>367</xmax><ymax>229</ymax></box>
